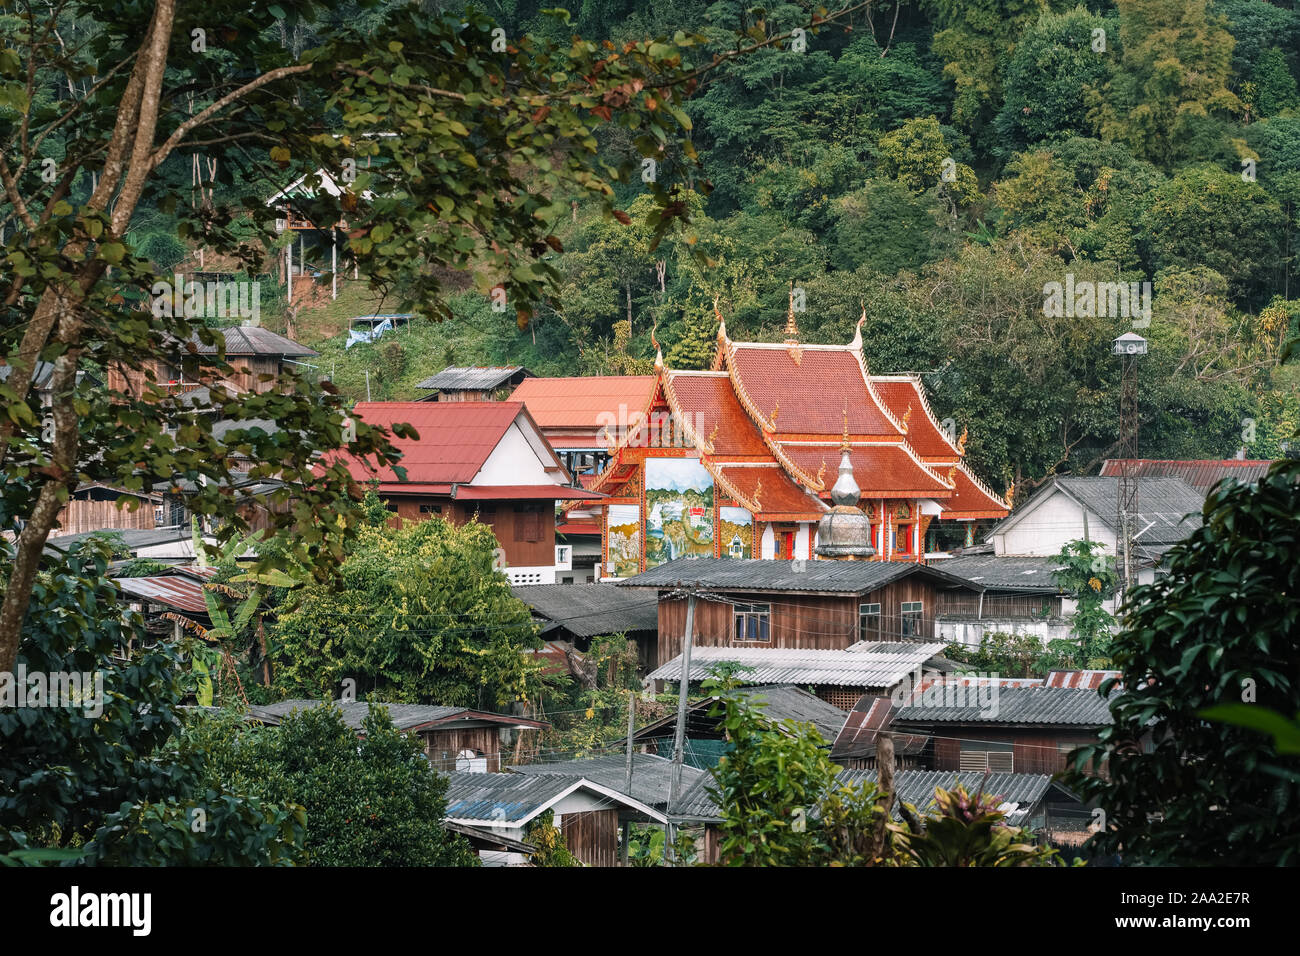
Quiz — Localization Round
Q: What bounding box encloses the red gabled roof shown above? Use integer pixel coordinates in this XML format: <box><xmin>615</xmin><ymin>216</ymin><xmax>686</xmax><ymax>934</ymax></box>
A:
<box><xmin>664</xmin><ymin>371</ymin><xmax>770</xmax><ymax>457</ymax></box>
<box><xmin>871</xmin><ymin>377</ymin><xmax>962</xmax><ymax>460</ymax></box>
<box><xmin>330</xmin><ymin>401</ymin><xmax>522</xmax><ymax>485</ymax></box>
<box><xmin>940</xmin><ymin>461</ymin><xmax>1010</xmax><ymax>518</ymax></box>
<box><xmin>726</xmin><ymin>344</ymin><xmax>901</xmax><ymax>436</ymax></box>
<box><xmin>455</xmin><ymin>484</ymin><xmax>603</xmax><ymax>501</ymax></box>
<box><xmin>509</xmin><ymin>375</ymin><xmax>657</xmax><ymax>430</ymax></box>
<box><xmin>783</xmin><ymin>444</ymin><xmax>951</xmax><ymax>498</ymax></box>
<box><xmin>710</xmin><ymin>462</ymin><xmax>825</xmax><ymax>519</ymax></box>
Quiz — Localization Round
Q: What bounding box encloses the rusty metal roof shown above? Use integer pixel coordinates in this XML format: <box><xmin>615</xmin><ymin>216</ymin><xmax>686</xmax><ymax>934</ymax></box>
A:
<box><xmin>647</xmin><ymin>643</ymin><xmax>946</xmax><ymax>689</ymax></box>
<box><xmin>1100</xmin><ymin>459</ymin><xmax>1275</xmax><ymax>495</ymax></box>
<box><xmin>113</xmin><ymin>574</ymin><xmax>210</xmax><ymax>614</ymax></box>
<box><xmin>416</xmin><ymin>366</ymin><xmax>531</xmax><ymax>391</ymax></box>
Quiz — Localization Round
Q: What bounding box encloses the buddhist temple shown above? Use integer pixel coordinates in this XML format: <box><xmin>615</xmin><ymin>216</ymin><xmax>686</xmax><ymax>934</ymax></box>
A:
<box><xmin>546</xmin><ymin>300</ymin><xmax>1009</xmax><ymax>579</ymax></box>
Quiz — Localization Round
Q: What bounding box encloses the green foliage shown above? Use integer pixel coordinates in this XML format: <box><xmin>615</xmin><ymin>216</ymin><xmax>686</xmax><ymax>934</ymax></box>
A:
<box><xmin>891</xmin><ymin>782</ymin><xmax>1062</xmax><ymax>867</ymax></box>
<box><xmin>523</xmin><ymin>810</ymin><xmax>581</xmax><ymax>867</ymax></box>
<box><xmin>1065</xmin><ymin>458</ymin><xmax>1300</xmax><ymax>865</ymax></box>
<box><xmin>186</xmin><ymin>704</ymin><xmax>477</xmax><ymax>867</ymax></box>
<box><xmin>0</xmin><ymin>538</ymin><xmax>305</xmax><ymax>865</ymax></box>
<box><xmin>271</xmin><ymin>517</ymin><xmax>542</xmax><ymax>708</ymax></box>
<box><xmin>1048</xmin><ymin>539</ymin><xmax>1117</xmax><ymax>669</ymax></box>
<box><xmin>945</xmin><ymin>631</ymin><xmax>1049</xmax><ymax>678</ymax></box>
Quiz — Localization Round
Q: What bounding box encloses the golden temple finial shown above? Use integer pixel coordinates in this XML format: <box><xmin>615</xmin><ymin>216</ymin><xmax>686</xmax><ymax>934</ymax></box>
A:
<box><xmin>753</xmin><ymin>478</ymin><xmax>763</xmax><ymax>511</ymax></box>
<box><xmin>957</xmin><ymin>425</ymin><xmax>968</xmax><ymax>455</ymax></box>
<box><xmin>770</xmin><ymin>402</ymin><xmax>779</xmax><ymax>430</ymax></box>
<box><xmin>840</xmin><ymin>404</ymin><xmax>851</xmax><ymax>452</ymax></box>
<box><xmin>1006</xmin><ymin>481</ymin><xmax>1015</xmax><ymax>504</ymax></box>
<box><xmin>707</xmin><ymin>422</ymin><xmax>719</xmax><ymax>446</ymax></box>
<box><xmin>947</xmin><ymin>464</ymin><xmax>958</xmax><ymax>485</ymax></box>
<box><xmin>901</xmin><ymin>403</ymin><xmax>912</xmax><ymax>433</ymax></box>
<box><xmin>784</xmin><ymin>281</ymin><xmax>799</xmax><ymax>345</ymax></box>
<box><xmin>816</xmin><ymin>459</ymin><xmax>827</xmax><ymax>487</ymax></box>
<box><xmin>714</xmin><ymin>296</ymin><xmax>727</xmax><ymax>342</ymax></box>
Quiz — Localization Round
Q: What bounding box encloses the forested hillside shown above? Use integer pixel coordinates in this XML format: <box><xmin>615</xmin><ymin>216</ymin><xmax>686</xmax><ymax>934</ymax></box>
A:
<box><xmin>73</xmin><ymin>1</ymin><xmax>1300</xmax><ymax>494</ymax></box>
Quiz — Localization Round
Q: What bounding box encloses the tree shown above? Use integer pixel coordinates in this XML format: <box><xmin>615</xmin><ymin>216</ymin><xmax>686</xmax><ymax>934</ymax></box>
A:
<box><xmin>184</xmin><ymin>703</ymin><xmax>477</xmax><ymax>867</ymax></box>
<box><xmin>876</xmin><ymin>117</ymin><xmax>979</xmax><ymax>217</ymax></box>
<box><xmin>1065</xmin><ymin>458</ymin><xmax>1300</xmax><ymax>865</ymax></box>
<box><xmin>890</xmin><ymin>781</ymin><xmax>1061</xmax><ymax>867</ymax></box>
<box><xmin>0</xmin><ymin>1</ymin><xmax>702</xmax><ymax>674</ymax></box>
<box><xmin>1089</xmin><ymin>0</ymin><xmax>1242</xmax><ymax>167</ymax></box>
<box><xmin>992</xmin><ymin>7</ymin><xmax>1114</xmax><ymax>157</ymax></box>
<box><xmin>0</xmin><ymin>537</ymin><xmax>305</xmax><ymax>865</ymax></box>
<box><xmin>271</xmin><ymin>516</ymin><xmax>542</xmax><ymax>708</ymax></box>
<box><xmin>665</xmin><ymin>307</ymin><xmax>718</xmax><ymax>370</ymax></box>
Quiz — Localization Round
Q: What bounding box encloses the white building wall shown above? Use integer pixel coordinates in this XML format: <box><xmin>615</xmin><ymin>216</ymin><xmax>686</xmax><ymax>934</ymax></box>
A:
<box><xmin>993</xmin><ymin>492</ymin><xmax>1117</xmax><ymax>556</ymax></box>
<box><xmin>472</xmin><ymin>422</ymin><xmax>556</xmax><ymax>486</ymax></box>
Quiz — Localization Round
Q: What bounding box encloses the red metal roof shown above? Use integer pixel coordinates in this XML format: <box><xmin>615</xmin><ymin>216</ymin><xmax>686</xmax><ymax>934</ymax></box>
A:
<box><xmin>557</xmin><ymin>520</ymin><xmax>600</xmax><ymax>536</ymax></box>
<box><xmin>1045</xmin><ymin>669</ymin><xmax>1121</xmax><ymax>690</ymax></box>
<box><xmin>330</xmin><ymin>402</ymin><xmax>522</xmax><ymax>485</ymax></box>
<box><xmin>1099</xmin><ymin>459</ymin><xmax>1275</xmax><ymax>494</ymax></box>
<box><xmin>509</xmin><ymin>376</ymin><xmax>656</xmax><ymax>430</ymax></box>
<box><xmin>114</xmin><ymin>574</ymin><xmax>210</xmax><ymax>615</ymax></box>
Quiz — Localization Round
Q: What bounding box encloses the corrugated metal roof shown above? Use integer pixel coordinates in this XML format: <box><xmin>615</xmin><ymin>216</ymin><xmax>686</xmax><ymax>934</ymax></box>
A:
<box><xmin>894</xmin><ymin>685</ymin><xmax>1114</xmax><ymax>726</ymax></box>
<box><xmin>634</xmin><ymin>685</ymin><xmax>850</xmax><ymax>744</ymax></box>
<box><xmin>1045</xmin><ymin>669</ymin><xmax>1122</xmax><ymax>690</ymax></box>
<box><xmin>415</xmin><ymin>366</ymin><xmax>529</xmax><ymax>391</ymax></box>
<box><xmin>509</xmin><ymin>375</ymin><xmax>657</xmax><ymax>429</ymax></box>
<box><xmin>1100</xmin><ymin>459</ymin><xmax>1275</xmax><ymax>495</ymax></box>
<box><xmin>671</xmin><ymin>768</ymin><xmax>1066</xmax><ymax>825</ymax></box>
<box><xmin>927</xmin><ymin>554</ymin><xmax>1066</xmax><ymax>592</ymax></box>
<box><xmin>830</xmin><ymin>696</ymin><xmax>929</xmax><ymax>761</ymax></box>
<box><xmin>442</xmin><ymin>770</ymin><xmax>665</xmax><ymax>825</ymax></box>
<box><xmin>647</xmin><ymin>643</ymin><xmax>945</xmax><ymax>689</ymax></box>
<box><xmin>511</xmin><ymin>583</ymin><xmax>659</xmax><ymax>638</ymax></box>
<box><xmin>326</xmin><ymin>401</ymin><xmax>522</xmax><ymax>485</ymax></box>
<box><xmin>246</xmin><ymin>699</ymin><xmax>547</xmax><ymax>732</ymax></box>
<box><xmin>1055</xmin><ymin>477</ymin><xmax>1203</xmax><ymax>543</ymax></box>
<box><xmin>186</xmin><ymin>326</ymin><xmax>318</xmax><ymax>357</ymax></box>
<box><xmin>113</xmin><ymin>574</ymin><xmax>211</xmax><ymax>614</ymax></box>
<box><xmin>507</xmin><ymin>753</ymin><xmax>704</xmax><ymax>808</ymax></box>
<box><xmin>618</xmin><ymin>556</ymin><xmax>978</xmax><ymax>594</ymax></box>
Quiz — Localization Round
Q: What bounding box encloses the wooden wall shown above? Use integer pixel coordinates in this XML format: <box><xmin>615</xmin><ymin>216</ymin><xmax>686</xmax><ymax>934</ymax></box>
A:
<box><xmin>561</xmin><ymin>809</ymin><xmax>620</xmax><ymax>867</ymax></box>
<box><xmin>656</xmin><ymin>577</ymin><xmax>944</xmax><ymax>663</ymax></box>
<box><xmin>422</xmin><ymin>725</ymin><xmax>503</xmax><ymax>773</ymax></box>
<box><xmin>56</xmin><ymin>493</ymin><xmax>157</xmax><ymax>536</ymax></box>
<box><xmin>930</xmin><ymin>729</ymin><xmax>1102</xmax><ymax>775</ymax></box>
<box><xmin>384</xmin><ymin>497</ymin><xmax>556</xmax><ymax>569</ymax></box>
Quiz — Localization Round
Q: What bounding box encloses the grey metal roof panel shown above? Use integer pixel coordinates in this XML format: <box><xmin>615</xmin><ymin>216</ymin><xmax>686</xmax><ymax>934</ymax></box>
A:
<box><xmin>511</xmin><ymin>583</ymin><xmax>659</xmax><ymax>638</ymax></box>
<box><xmin>647</xmin><ymin>644</ymin><xmax>946</xmax><ymax>689</ymax></box>
<box><xmin>618</xmin><ymin>556</ymin><xmax>977</xmax><ymax>594</ymax></box>
<box><xmin>927</xmin><ymin>554</ymin><xmax>1066</xmax><ymax>592</ymax></box>
<box><xmin>442</xmin><ymin>772</ymin><xmax>580</xmax><ymax>824</ymax></box>
<box><xmin>671</xmin><ymin>769</ymin><xmax>1064</xmax><ymax>825</ymax></box>
<box><xmin>186</xmin><ymin>326</ymin><xmax>318</xmax><ymax>357</ymax></box>
<box><xmin>45</xmin><ymin>527</ymin><xmax>193</xmax><ymax>554</ymax></box>
<box><xmin>415</xmin><ymin>366</ymin><xmax>527</xmax><ymax>391</ymax></box>
<box><xmin>733</xmin><ymin>685</ymin><xmax>850</xmax><ymax>741</ymax></box>
<box><xmin>1055</xmin><ymin>477</ymin><xmax>1203</xmax><ymax>543</ymax></box>
<box><xmin>1100</xmin><ymin>459</ymin><xmax>1275</xmax><ymax>495</ymax></box>
<box><xmin>894</xmin><ymin>685</ymin><xmax>1114</xmax><ymax>726</ymax></box>
<box><xmin>506</xmin><ymin>753</ymin><xmax>704</xmax><ymax>808</ymax></box>
<box><xmin>247</xmin><ymin>699</ymin><xmax>468</xmax><ymax>730</ymax></box>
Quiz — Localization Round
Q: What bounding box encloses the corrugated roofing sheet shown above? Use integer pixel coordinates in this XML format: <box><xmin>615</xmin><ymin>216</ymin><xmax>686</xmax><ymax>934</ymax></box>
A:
<box><xmin>415</xmin><ymin>366</ymin><xmax>528</xmax><ymax>391</ymax></box>
<box><xmin>671</xmin><ymin>768</ymin><xmax>1064</xmax><ymax>825</ymax></box>
<box><xmin>647</xmin><ymin>643</ymin><xmax>945</xmax><ymax>689</ymax></box>
<box><xmin>186</xmin><ymin>326</ymin><xmax>318</xmax><ymax>357</ymax></box>
<box><xmin>327</xmin><ymin>401</ymin><xmax>521</xmax><ymax>485</ymax></box>
<box><xmin>1045</xmin><ymin>669</ymin><xmax>1122</xmax><ymax>690</ymax></box>
<box><xmin>443</xmin><ymin>772</ymin><xmax>584</xmax><ymax>824</ymax></box>
<box><xmin>1100</xmin><ymin>459</ymin><xmax>1275</xmax><ymax>495</ymax></box>
<box><xmin>113</xmin><ymin>574</ymin><xmax>210</xmax><ymax>614</ymax></box>
<box><xmin>509</xmin><ymin>375</ymin><xmax>657</xmax><ymax>430</ymax></box>
<box><xmin>928</xmin><ymin>554</ymin><xmax>1066</xmax><ymax>592</ymax></box>
<box><xmin>247</xmin><ymin>699</ymin><xmax>547</xmax><ymax>732</ymax></box>
<box><xmin>507</xmin><ymin>753</ymin><xmax>704</xmax><ymax>808</ymax></box>
<box><xmin>1055</xmin><ymin>477</ymin><xmax>1203</xmax><ymax>543</ymax></box>
<box><xmin>894</xmin><ymin>684</ymin><xmax>1114</xmax><ymax>726</ymax></box>
<box><xmin>618</xmin><ymin>556</ymin><xmax>975</xmax><ymax>594</ymax></box>
<box><xmin>511</xmin><ymin>583</ymin><xmax>660</xmax><ymax>638</ymax></box>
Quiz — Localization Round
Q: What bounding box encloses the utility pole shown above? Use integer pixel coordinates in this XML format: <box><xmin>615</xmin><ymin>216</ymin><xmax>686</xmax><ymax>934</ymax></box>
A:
<box><xmin>621</xmin><ymin>691</ymin><xmax>635</xmax><ymax>866</ymax></box>
<box><xmin>365</xmin><ymin>369</ymin><xmax>371</xmax><ymax>403</ymax></box>
<box><xmin>666</xmin><ymin>591</ymin><xmax>697</xmax><ymax>863</ymax></box>
<box><xmin>1113</xmin><ymin>333</ymin><xmax>1148</xmax><ymax>606</ymax></box>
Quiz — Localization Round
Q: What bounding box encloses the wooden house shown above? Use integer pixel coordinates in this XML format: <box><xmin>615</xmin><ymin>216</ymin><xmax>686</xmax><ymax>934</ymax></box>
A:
<box><xmin>892</xmin><ymin>682</ymin><xmax>1118</xmax><ymax>775</ymax></box>
<box><xmin>247</xmin><ymin>700</ymin><xmax>549</xmax><ymax>773</ymax></box>
<box><xmin>326</xmin><ymin>401</ymin><xmax>605</xmax><ymax>585</ymax></box>
<box><xmin>620</xmin><ymin>555</ymin><xmax>984</xmax><ymax>670</ymax></box>
<box><xmin>511</xmin><ymin>583</ymin><xmax>659</xmax><ymax>670</ymax></box>
<box><xmin>442</xmin><ymin>770</ymin><xmax>666</xmax><ymax>866</ymax></box>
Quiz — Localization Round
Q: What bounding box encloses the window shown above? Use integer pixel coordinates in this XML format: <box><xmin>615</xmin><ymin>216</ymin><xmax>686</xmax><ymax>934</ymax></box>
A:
<box><xmin>733</xmin><ymin>603</ymin><xmax>771</xmax><ymax>642</ymax></box>
<box><xmin>895</xmin><ymin>524</ymin><xmax>913</xmax><ymax>555</ymax></box>
<box><xmin>418</xmin><ymin>503</ymin><xmax>442</xmax><ymax>515</ymax></box>
<box><xmin>901</xmin><ymin>601</ymin><xmax>924</xmax><ymax>637</ymax></box>
<box><xmin>859</xmin><ymin>602</ymin><xmax>881</xmax><ymax>640</ymax></box>
<box><xmin>515</xmin><ymin>505</ymin><xmax>544</xmax><ymax>542</ymax></box>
